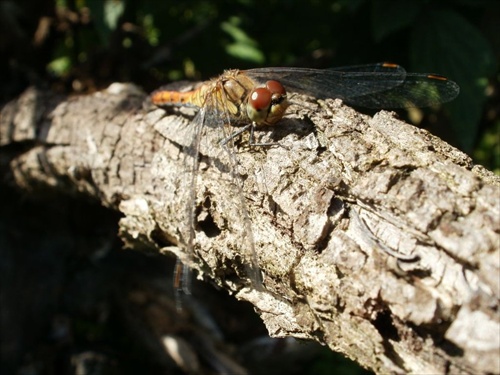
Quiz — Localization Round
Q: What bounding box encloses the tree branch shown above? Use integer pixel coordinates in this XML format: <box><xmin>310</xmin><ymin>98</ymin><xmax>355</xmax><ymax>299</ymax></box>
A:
<box><xmin>1</xmin><ymin>84</ymin><xmax>498</xmax><ymax>374</ymax></box>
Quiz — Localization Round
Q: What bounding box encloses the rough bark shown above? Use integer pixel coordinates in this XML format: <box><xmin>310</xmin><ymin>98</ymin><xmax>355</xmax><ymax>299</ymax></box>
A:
<box><xmin>1</xmin><ymin>84</ymin><xmax>499</xmax><ymax>374</ymax></box>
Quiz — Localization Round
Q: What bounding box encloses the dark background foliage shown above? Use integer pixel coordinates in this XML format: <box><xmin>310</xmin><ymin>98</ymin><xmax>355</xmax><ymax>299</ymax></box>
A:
<box><xmin>1</xmin><ymin>0</ymin><xmax>498</xmax><ymax>170</ymax></box>
<box><xmin>0</xmin><ymin>1</ymin><xmax>498</xmax><ymax>374</ymax></box>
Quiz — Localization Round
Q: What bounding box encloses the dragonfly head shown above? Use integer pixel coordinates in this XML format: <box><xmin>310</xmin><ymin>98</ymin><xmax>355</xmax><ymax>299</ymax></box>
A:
<box><xmin>246</xmin><ymin>80</ymin><xmax>288</xmax><ymax>126</ymax></box>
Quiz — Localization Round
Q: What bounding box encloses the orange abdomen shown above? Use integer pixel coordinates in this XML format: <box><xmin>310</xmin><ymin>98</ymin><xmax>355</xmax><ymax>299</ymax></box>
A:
<box><xmin>150</xmin><ymin>89</ymin><xmax>197</xmax><ymax>106</ymax></box>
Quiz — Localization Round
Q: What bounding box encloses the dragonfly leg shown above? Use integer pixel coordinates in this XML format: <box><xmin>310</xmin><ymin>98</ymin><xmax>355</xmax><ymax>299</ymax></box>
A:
<box><xmin>248</xmin><ymin>122</ymin><xmax>278</xmax><ymax>147</ymax></box>
<box><xmin>219</xmin><ymin>124</ymin><xmax>252</xmax><ymax>146</ymax></box>
<box><xmin>173</xmin><ymin>258</ymin><xmax>192</xmax><ymax>311</ymax></box>
<box><xmin>219</xmin><ymin>123</ymin><xmax>279</xmax><ymax>147</ymax></box>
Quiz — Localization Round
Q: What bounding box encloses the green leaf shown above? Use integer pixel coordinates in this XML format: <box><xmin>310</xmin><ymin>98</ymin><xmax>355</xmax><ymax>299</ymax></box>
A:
<box><xmin>225</xmin><ymin>43</ymin><xmax>265</xmax><ymax>64</ymax></box>
<box><xmin>410</xmin><ymin>8</ymin><xmax>496</xmax><ymax>151</ymax></box>
<box><xmin>47</xmin><ymin>56</ymin><xmax>72</xmax><ymax>76</ymax></box>
<box><xmin>87</xmin><ymin>0</ymin><xmax>125</xmax><ymax>45</ymax></box>
<box><xmin>473</xmin><ymin>119</ymin><xmax>500</xmax><ymax>174</ymax></box>
<box><xmin>142</xmin><ymin>14</ymin><xmax>160</xmax><ymax>46</ymax></box>
<box><xmin>371</xmin><ymin>0</ymin><xmax>421</xmax><ymax>42</ymax></box>
<box><xmin>221</xmin><ymin>17</ymin><xmax>265</xmax><ymax>64</ymax></box>
<box><xmin>104</xmin><ymin>0</ymin><xmax>125</xmax><ymax>30</ymax></box>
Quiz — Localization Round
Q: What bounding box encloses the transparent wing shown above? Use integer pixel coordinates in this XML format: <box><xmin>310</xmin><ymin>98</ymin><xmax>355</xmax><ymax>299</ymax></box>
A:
<box><xmin>342</xmin><ymin>73</ymin><xmax>460</xmax><ymax>108</ymax></box>
<box><xmin>244</xmin><ymin>63</ymin><xmax>407</xmax><ymax>101</ymax></box>
<box><xmin>199</xmin><ymin>90</ymin><xmax>264</xmax><ymax>289</ymax></box>
<box><xmin>330</xmin><ymin>62</ymin><xmax>406</xmax><ymax>73</ymax></box>
<box><xmin>244</xmin><ymin>63</ymin><xmax>459</xmax><ymax>108</ymax></box>
<box><xmin>177</xmin><ymin>85</ymin><xmax>263</xmax><ymax>296</ymax></box>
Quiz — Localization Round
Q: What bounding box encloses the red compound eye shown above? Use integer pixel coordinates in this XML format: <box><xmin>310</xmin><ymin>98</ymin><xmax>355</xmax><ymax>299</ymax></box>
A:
<box><xmin>266</xmin><ymin>80</ymin><xmax>286</xmax><ymax>95</ymax></box>
<box><xmin>249</xmin><ymin>87</ymin><xmax>272</xmax><ymax>111</ymax></box>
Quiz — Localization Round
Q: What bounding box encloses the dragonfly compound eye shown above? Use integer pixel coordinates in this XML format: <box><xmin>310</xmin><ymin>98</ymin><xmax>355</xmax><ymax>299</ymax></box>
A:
<box><xmin>266</xmin><ymin>80</ymin><xmax>288</xmax><ymax>125</ymax></box>
<box><xmin>247</xmin><ymin>87</ymin><xmax>272</xmax><ymax>125</ymax></box>
<box><xmin>246</xmin><ymin>81</ymin><xmax>289</xmax><ymax>126</ymax></box>
<box><xmin>249</xmin><ymin>88</ymin><xmax>272</xmax><ymax>111</ymax></box>
<box><xmin>266</xmin><ymin>80</ymin><xmax>286</xmax><ymax>96</ymax></box>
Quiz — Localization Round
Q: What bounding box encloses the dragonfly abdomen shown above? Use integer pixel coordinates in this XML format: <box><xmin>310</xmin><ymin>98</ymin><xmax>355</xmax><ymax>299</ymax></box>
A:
<box><xmin>150</xmin><ymin>88</ymin><xmax>204</xmax><ymax>107</ymax></box>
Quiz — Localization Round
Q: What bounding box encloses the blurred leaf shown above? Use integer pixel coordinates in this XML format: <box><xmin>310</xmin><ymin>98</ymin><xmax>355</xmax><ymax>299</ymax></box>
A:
<box><xmin>225</xmin><ymin>43</ymin><xmax>265</xmax><ymax>64</ymax></box>
<box><xmin>47</xmin><ymin>56</ymin><xmax>72</xmax><ymax>76</ymax></box>
<box><xmin>410</xmin><ymin>8</ymin><xmax>496</xmax><ymax>151</ymax></box>
<box><xmin>104</xmin><ymin>0</ymin><xmax>125</xmax><ymax>30</ymax></box>
<box><xmin>474</xmin><ymin>119</ymin><xmax>500</xmax><ymax>174</ymax></box>
<box><xmin>142</xmin><ymin>14</ymin><xmax>159</xmax><ymax>46</ymax></box>
<box><xmin>221</xmin><ymin>17</ymin><xmax>264</xmax><ymax>64</ymax></box>
<box><xmin>220</xmin><ymin>17</ymin><xmax>250</xmax><ymax>44</ymax></box>
<box><xmin>371</xmin><ymin>0</ymin><xmax>420</xmax><ymax>42</ymax></box>
<box><xmin>87</xmin><ymin>0</ymin><xmax>125</xmax><ymax>45</ymax></box>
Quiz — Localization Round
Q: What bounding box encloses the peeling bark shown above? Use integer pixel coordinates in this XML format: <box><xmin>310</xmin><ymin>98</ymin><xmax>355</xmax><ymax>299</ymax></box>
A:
<box><xmin>1</xmin><ymin>84</ymin><xmax>499</xmax><ymax>374</ymax></box>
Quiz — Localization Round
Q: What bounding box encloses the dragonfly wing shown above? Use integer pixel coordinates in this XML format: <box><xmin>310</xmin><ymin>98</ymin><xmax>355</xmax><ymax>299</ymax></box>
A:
<box><xmin>244</xmin><ymin>64</ymin><xmax>407</xmax><ymax>101</ymax></box>
<box><xmin>342</xmin><ymin>73</ymin><xmax>460</xmax><ymax>108</ymax></box>
<box><xmin>173</xmin><ymin>87</ymin><xmax>263</xmax><ymax>293</ymax></box>
<box><xmin>329</xmin><ymin>62</ymin><xmax>405</xmax><ymax>73</ymax></box>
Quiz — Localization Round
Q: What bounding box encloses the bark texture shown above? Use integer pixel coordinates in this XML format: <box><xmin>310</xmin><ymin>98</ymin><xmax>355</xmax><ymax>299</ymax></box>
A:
<box><xmin>1</xmin><ymin>84</ymin><xmax>499</xmax><ymax>374</ymax></box>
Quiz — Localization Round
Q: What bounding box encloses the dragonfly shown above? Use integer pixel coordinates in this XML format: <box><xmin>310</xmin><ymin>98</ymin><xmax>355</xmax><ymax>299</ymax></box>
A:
<box><xmin>152</xmin><ymin>63</ymin><xmax>459</xmax><ymax>142</ymax></box>
<box><xmin>150</xmin><ymin>63</ymin><xmax>459</xmax><ymax>298</ymax></box>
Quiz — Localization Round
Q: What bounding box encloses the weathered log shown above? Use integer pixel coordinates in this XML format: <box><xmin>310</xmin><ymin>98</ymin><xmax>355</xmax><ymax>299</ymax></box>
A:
<box><xmin>1</xmin><ymin>83</ymin><xmax>498</xmax><ymax>374</ymax></box>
